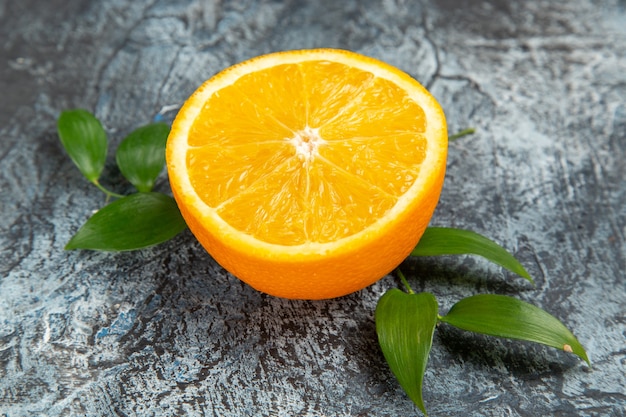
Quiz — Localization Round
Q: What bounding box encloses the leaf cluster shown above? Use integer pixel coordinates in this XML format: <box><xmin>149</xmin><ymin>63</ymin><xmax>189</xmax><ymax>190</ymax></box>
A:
<box><xmin>377</xmin><ymin>228</ymin><xmax>589</xmax><ymax>416</ymax></box>
<box><xmin>57</xmin><ymin>109</ymin><xmax>187</xmax><ymax>251</ymax></box>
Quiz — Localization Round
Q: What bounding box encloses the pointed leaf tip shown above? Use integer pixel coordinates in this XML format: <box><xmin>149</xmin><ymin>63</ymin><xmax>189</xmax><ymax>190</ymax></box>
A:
<box><xmin>65</xmin><ymin>192</ymin><xmax>187</xmax><ymax>251</ymax></box>
<box><xmin>441</xmin><ymin>294</ymin><xmax>590</xmax><ymax>365</ymax></box>
<box><xmin>57</xmin><ymin>109</ymin><xmax>108</xmax><ymax>183</ymax></box>
<box><xmin>412</xmin><ymin>227</ymin><xmax>533</xmax><ymax>283</ymax></box>
<box><xmin>376</xmin><ymin>289</ymin><xmax>438</xmax><ymax>415</ymax></box>
<box><xmin>116</xmin><ymin>122</ymin><xmax>170</xmax><ymax>192</ymax></box>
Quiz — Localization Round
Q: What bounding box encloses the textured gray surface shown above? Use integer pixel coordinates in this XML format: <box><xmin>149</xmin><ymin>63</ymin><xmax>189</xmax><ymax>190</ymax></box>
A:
<box><xmin>1</xmin><ymin>0</ymin><xmax>625</xmax><ymax>416</ymax></box>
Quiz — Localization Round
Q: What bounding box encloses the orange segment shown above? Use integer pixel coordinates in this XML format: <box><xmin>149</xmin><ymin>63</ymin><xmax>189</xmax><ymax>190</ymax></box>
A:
<box><xmin>166</xmin><ymin>49</ymin><xmax>448</xmax><ymax>299</ymax></box>
<box><xmin>188</xmin><ymin>140</ymin><xmax>295</xmax><ymax>207</ymax></box>
<box><xmin>188</xmin><ymin>82</ymin><xmax>295</xmax><ymax>147</ymax></box>
<box><xmin>215</xmin><ymin>156</ymin><xmax>397</xmax><ymax>245</ymax></box>
<box><xmin>317</xmin><ymin>133</ymin><xmax>426</xmax><ymax>196</ymax></box>
<box><xmin>320</xmin><ymin>76</ymin><xmax>426</xmax><ymax>139</ymax></box>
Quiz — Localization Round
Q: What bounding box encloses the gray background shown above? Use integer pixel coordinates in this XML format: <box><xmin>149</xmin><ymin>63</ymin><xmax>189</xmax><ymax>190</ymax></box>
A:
<box><xmin>1</xmin><ymin>1</ymin><xmax>625</xmax><ymax>416</ymax></box>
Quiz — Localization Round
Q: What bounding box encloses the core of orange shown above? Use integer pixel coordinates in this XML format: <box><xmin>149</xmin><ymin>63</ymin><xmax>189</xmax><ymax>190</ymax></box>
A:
<box><xmin>166</xmin><ymin>49</ymin><xmax>447</xmax><ymax>300</ymax></box>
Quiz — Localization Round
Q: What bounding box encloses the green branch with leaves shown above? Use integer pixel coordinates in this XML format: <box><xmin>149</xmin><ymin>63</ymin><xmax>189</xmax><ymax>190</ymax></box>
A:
<box><xmin>378</xmin><ymin>236</ymin><xmax>589</xmax><ymax>416</ymax></box>
<box><xmin>57</xmin><ymin>109</ymin><xmax>186</xmax><ymax>250</ymax></box>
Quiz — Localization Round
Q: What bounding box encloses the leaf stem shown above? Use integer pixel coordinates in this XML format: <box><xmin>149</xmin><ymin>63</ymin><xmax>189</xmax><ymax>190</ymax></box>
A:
<box><xmin>93</xmin><ymin>180</ymin><xmax>126</xmax><ymax>199</ymax></box>
<box><xmin>449</xmin><ymin>128</ymin><xmax>475</xmax><ymax>141</ymax></box>
<box><xmin>396</xmin><ymin>269</ymin><xmax>414</xmax><ymax>294</ymax></box>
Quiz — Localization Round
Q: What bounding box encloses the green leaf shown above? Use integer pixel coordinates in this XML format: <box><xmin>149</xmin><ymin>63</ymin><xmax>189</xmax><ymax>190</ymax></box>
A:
<box><xmin>411</xmin><ymin>227</ymin><xmax>533</xmax><ymax>283</ymax></box>
<box><xmin>115</xmin><ymin>123</ymin><xmax>170</xmax><ymax>192</ymax></box>
<box><xmin>57</xmin><ymin>109</ymin><xmax>108</xmax><ymax>183</ymax></box>
<box><xmin>376</xmin><ymin>289</ymin><xmax>438</xmax><ymax>416</ymax></box>
<box><xmin>65</xmin><ymin>192</ymin><xmax>187</xmax><ymax>251</ymax></box>
<box><xmin>440</xmin><ymin>294</ymin><xmax>590</xmax><ymax>365</ymax></box>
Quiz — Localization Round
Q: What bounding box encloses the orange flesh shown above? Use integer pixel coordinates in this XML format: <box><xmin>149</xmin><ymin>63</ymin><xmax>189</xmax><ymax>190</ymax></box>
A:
<box><xmin>186</xmin><ymin>61</ymin><xmax>427</xmax><ymax>246</ymax></box>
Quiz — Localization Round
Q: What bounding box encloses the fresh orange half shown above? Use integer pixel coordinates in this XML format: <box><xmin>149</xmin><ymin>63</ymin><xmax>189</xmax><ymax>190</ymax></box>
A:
<box><xmin>166</xmin><ymin>49</ymin><xmax>447</xmax><ymax>300</ymax></box>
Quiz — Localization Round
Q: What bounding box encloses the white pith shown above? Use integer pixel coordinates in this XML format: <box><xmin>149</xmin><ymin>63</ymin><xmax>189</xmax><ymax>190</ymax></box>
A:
<box><xmin>289</xmin><ymin>126</ymin><xmax>325</xmax><ymax>161</ymax></box>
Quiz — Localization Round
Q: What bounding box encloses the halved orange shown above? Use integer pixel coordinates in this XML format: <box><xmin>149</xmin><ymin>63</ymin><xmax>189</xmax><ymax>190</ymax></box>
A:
<box><xmin>166</xmin><ymin>49</ymin><xmax>447</xmax><ymax>300</ymax></box>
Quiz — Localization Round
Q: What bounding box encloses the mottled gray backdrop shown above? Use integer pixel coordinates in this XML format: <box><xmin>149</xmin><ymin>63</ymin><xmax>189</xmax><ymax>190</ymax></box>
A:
<box><xmin>1</xmin><ymin>1</ymin><xmax>625</xmax><ymax>416</ymax></box>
